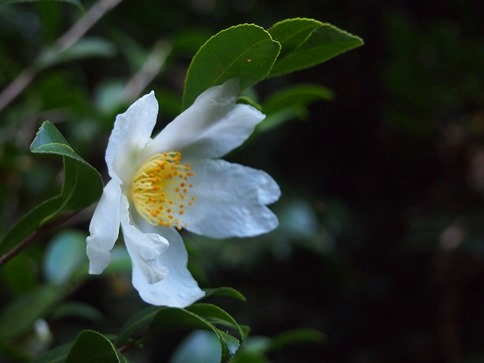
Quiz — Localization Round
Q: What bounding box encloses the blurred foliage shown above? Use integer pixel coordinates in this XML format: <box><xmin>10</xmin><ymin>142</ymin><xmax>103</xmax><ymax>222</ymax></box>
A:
<box><xmin>0</xmin><ymin>0</ymin><xmax>483</xmax><ymax>362</ymax></box>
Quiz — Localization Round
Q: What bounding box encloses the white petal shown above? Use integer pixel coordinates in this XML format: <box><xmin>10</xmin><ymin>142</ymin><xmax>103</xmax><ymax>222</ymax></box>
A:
<box><xmin>147</xmin><ymin>80</ymin><xmax>265</xmax><ymax>159</ymax></box>
<box><xmin>105</xmin><ymin>91</ymin><xmax>159</xmax><ymax>183</ymax></box>
<box><xmin>183</xmin><ymin>159</ymin><xmax>280</xmax><ymax>238</ymax></box>
<box><xmin>120</xmin><ymin>196</ymin><xmax>170</xmax><ymax>284</ymax></box>
<box><xmin>86</xmin><ymin>179</ymin><xmax>122</xmax><ymax>274</ymax></box>
<box><xmin>131</xmin><ymin>226</ymin><xmax>205</xmax><ymax>307</ymax></box>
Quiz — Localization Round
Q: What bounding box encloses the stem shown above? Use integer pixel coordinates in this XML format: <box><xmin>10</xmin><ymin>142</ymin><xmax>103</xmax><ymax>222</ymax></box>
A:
<box><xmin>0</xmin><ymin>211</ymin><xmax>77</xmax><ymax>267</ymax></box>
<box><xmin>0</xmin><ymin>0</ymin><xmax>122</xmax><ymax>113</ymax></box>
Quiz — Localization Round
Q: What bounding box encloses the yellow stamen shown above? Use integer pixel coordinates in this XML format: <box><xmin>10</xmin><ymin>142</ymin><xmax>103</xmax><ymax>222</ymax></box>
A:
<box><xmin>130</xmin><ymin>152</ymin><xmax>194</xmax><ymax>229</ymax></box>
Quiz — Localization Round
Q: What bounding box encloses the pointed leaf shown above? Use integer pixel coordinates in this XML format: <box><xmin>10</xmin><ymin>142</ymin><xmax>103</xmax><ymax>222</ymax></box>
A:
<box><xmin>187</xmin><ymin>303</ymin><xmax>247</xmax><ymax>343</ymax></box>
<box><xmin>268</xmin><ymin>18</ymin><xmax>322</xmax><ymax>57</ymax></box>
<box><xmin>182</xmin><ymin>24</ymin><xmax>280</xmax><ymax>109</ymax></box>
<box><xmin>115</xmin><ymin>306</ymin><xmax>241</xmax><ymax>362</ymax></box>
<box><xmin>269</xmin><ymin>21</ymin><xmax>363</xmax><ymax>77</ymax></box>
<box><xmin>0</xmin><ymin>121</ymin><xmax>103</xmax><ymax>256</ymax></box>
<box><xmin>149</xmin><ymin>307</ymin><xmax>239</xmax><ymax>361</ymax></box>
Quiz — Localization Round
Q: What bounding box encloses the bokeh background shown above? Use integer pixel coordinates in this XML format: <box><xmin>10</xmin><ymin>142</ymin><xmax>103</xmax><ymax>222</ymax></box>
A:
<box><xmin>0</xmin><ymin>0</ymin><xmax>483</xmax><ymax>362</ymax></box>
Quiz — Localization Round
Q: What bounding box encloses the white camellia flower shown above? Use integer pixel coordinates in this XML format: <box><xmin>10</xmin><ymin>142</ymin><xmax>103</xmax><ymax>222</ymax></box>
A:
<box><xmin>86</xmin><ymin>80</ymin><xmax>280</xmax><ymax>308</ymax></box>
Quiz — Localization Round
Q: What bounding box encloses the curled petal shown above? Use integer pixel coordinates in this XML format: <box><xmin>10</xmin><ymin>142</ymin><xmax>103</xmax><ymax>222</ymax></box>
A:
<box><xmin>86</xmin><ymin>179</ymin><xmax>122</xmax><ymax>274</ymax></box>
<box><xmin>183</xmin><ymin>159</ymin><xmax>280</xmax><ymax>238</ymax></box>
<box><xmin>106</xmin><ymin>91</ymin><xmax>159</xmax><ymax>183</ymax></box>
<box><xmin>131</xmin><ymin>226</ymin><xmax>205</xmax><ymax>307</ymax></box>
<box><xmin>147</xmin><ymin>80</ymin><xmax>264</xmax><ymax>159</ymax></box>
<box><xmin>120</xmin><ymin>197</ymin><xmax>169</xmax><ymax>284</ymax></box>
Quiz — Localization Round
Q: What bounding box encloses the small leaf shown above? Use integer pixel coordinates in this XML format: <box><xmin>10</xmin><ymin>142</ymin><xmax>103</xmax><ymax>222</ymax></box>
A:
<box><xmin>268</xmin><ymin>20</ymin><xmax>363</xmax><ymax>77</ymax></box>
<box><xmin>0</xmin><ymin>121</ymin><xmax>103</xmax><ymax>257</ymax></box>
<box><xmin>66</xmin><ymin>330</ymin><xmax>124</xmax><ymax>363</ymax></box>
<box><xmin>182</xmin><ymin>24</ymin><xmax>281</xmax><ymax>109</ymax></box>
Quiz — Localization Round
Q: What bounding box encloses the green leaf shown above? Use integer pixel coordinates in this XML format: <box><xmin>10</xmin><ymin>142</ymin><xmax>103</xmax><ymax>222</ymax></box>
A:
<box><xmin>187</xmin><ymin>303</ymin><xmax>247</xmax><ymax>343</ymax></box>
<box><xmin>0</xmin><ymin>0</ymin><xmax>83</xmax><ymax>10</ymax></box>
<box><xmin>182</xmin><ymin>24</ymin><xmax>281</xmax><ymax>109</ymax></box>
<box><xmin>268</xmin><ymin>18</ymin><xmax>322</xmax><ymax>57</ymax></box>
<box><xmin>268</xmin><ymin>19</ymin><xmax>363</xmax><ymax>77</ymax></box>
<box><xmin>0</xmin><ymin>121</ymin><xmax>103</xmax><ymax>257</ymax></box>
<box><xmin>116</xmin><ymin>306</ymin><xmax>241</xmax><ymax>362</ymax></box>
<box><xmin>0</xmin><ymin>285</ymin><xmax>63</xmax><ymax>342</ymax></box>
<box><xmin>66</xmin><ymin>330</ymin><xmax>125</xmax><ymax>363</ymax></box>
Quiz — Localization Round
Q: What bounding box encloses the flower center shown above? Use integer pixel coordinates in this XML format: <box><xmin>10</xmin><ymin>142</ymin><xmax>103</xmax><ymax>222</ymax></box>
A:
<box><xmin>130</xmin><ymin>151</ymin><xmax>195</xmax><ymax>229</ymax></box>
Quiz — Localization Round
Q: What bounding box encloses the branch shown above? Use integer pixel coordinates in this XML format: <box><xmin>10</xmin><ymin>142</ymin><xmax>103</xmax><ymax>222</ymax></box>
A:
<box><xmin>0</xmin><ymin>0</ymin><xmax>122</xmax><ymax>113</ymax></box>
<box><xmin>0</xmin><ymin>211</ymin><xmax>78</xmax><ymax>267</ymax></box>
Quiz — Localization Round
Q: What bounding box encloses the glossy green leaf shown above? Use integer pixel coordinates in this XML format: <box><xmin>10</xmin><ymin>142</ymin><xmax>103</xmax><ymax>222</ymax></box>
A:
<box><xmin>0</xmin><ymin>121</ymin><xmax>103</xmax><ymax>256</ymax></box>
<box><xmin>268</xmin><ymin>18</ymin><xmax>322</xmax><ymax>57</ymax></box>
<box><xmin>182</xmin><ymin>24</ymin><xmax>281</xmax><ymax>109</ymax></box>
<box><xmin>268</xmin><ymin>19</ymin><xmax>363</xmax><ymax>77</ymax></box>
<box><xmin>0</xmin><ymin>285</ymin><xmax>62</xmax><ymax>342</ymax></box>
<box><xmin>115</xmin><ymin>305</ymin><xmax>241</xmax><ymax>362</ymax></box>
<box><xmin>66</xmin><ymin>330</ymin><xmax>125</xmax><ymax>363</ymax></box>
<box><xmin>187</xmin><ymin>303</ymin><xmax>247</xmax><ymax>343</ymax></box>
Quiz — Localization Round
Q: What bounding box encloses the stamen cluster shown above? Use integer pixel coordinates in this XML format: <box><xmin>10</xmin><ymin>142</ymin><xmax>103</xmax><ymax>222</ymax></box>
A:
<box><xmin>131</xmin><ymin>152</ymin><xmax>195</xmax><ymax>229</ymax></box>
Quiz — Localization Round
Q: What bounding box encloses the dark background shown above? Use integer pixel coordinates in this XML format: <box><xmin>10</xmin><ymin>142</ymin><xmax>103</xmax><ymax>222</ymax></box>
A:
<box><xmin>1</xmin><ymin>0</ymin><xmax>483</xmax><ymax>362</ymax></box>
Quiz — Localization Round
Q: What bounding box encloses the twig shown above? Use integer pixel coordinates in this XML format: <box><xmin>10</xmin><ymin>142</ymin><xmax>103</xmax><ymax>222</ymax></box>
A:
<box><xmin>122</xmin><ymin>40</ymin><xmax>172</xmax><ymax>102</ymax></box>
<box><xmin>0</xmin><ymin>211</ymin><xmax>78</xmax><ymax>267</ymax></box>
<box><xmin>0</xmin><ymin>0</ymin><xmax>122</xmax><ymax>113</ymax></box>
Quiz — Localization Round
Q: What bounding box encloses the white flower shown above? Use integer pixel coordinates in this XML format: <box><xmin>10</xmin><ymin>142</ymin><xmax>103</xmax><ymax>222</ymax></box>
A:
<box><xmin>86</xmin><ymin>80</ymin><xmax>280</xmax><ymax>308</ymax></box>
